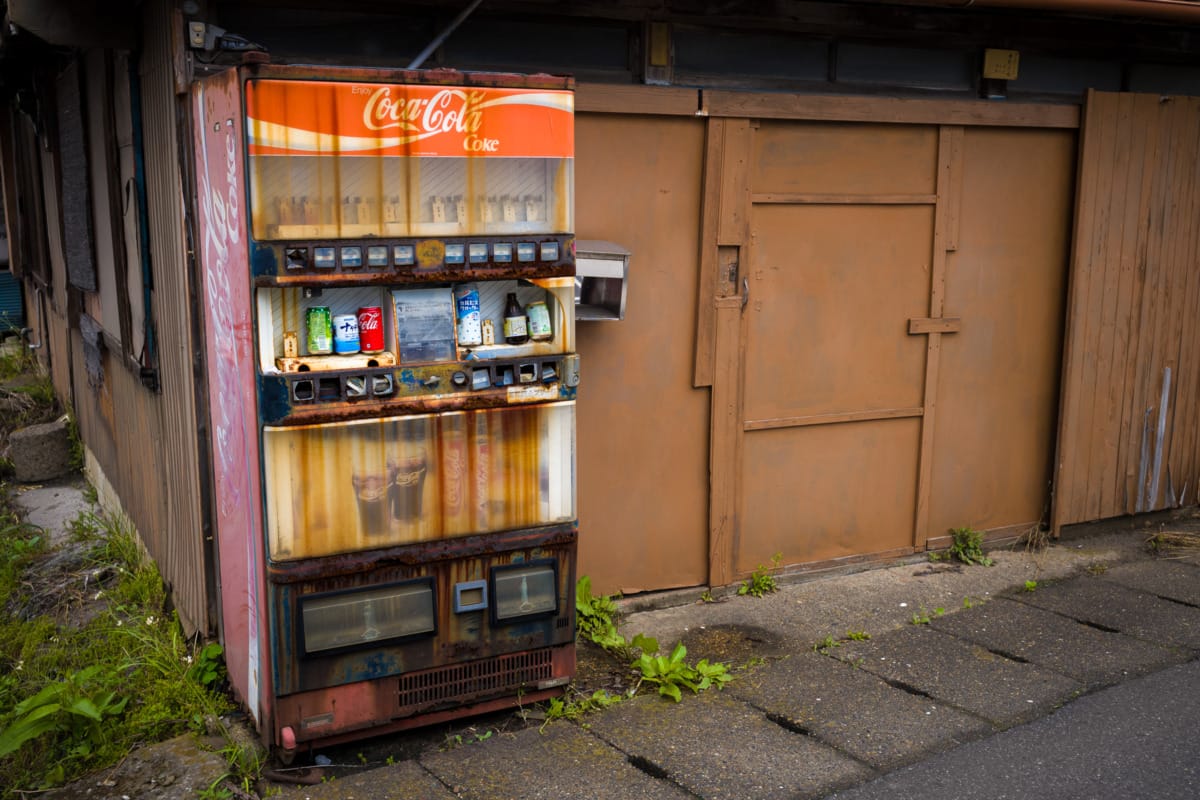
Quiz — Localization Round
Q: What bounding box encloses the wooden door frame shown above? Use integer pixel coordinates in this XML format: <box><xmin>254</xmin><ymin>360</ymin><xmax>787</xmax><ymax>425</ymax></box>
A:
<box><xmin>696</xmin><ymin>92</ymin><xmax>1080</xmax><ymax>586</ymax></box>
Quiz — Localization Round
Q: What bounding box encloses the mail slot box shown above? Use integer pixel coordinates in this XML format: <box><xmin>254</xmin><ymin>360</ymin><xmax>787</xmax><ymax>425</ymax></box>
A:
<box><xmin>574</xmin><ymin>240</ymin><xmax>629</xmax><ymax>322</ymax></box>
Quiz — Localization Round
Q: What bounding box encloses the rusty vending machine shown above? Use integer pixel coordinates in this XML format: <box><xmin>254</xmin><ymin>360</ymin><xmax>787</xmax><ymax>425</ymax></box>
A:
<box><xmin>191</xmin><ymin>65</ymin><xmax>578</xmax><ymax>755</ymax></box>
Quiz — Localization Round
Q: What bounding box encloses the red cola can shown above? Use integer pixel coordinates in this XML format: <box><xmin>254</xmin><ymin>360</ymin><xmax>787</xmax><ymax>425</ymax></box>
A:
<box><xmin>357</xmin><ymin>306</ymin><xmax>385</xmax><ymax>353</ymax></box>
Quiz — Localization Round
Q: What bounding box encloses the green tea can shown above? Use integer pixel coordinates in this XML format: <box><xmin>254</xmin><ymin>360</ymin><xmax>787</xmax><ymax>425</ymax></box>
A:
<box><xmin>306</xmin><ymin>306</ymin><xmax>333</xmax><ymax>355</ymax></box>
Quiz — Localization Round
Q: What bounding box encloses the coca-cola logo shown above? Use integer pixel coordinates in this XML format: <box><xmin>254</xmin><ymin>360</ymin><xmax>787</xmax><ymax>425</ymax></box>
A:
<box><xmin>357</xmin><ymin>309</ymin><xmax>382</xmax><ymax>330</ymax></box>
<box><xmin>362</xmin><ymin>87</ymin><xmax>485</xmax><ymax>135</ymax></box>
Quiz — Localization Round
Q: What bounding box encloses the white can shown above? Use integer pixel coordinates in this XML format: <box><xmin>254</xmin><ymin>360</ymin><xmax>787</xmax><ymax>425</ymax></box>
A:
<box><xmin>454</xmin><ymin>283</ymin><xmax>483</xmax><ymax>346</ymax></box>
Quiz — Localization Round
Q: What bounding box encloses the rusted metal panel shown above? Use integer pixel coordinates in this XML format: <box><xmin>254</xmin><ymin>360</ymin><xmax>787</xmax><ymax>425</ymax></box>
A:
<box><xmin>191</xmin><ymin>65</ymin><xmax>271</xmax><ymax>728</ymax></box>
<box><xmin>740</xmin><ymin>419</ymin><xmax>921</xmax><ymax>571</ymax></box>
<box><xmin>752</xmin><ymin>121</ymin><xmax>938</xmax><ymax>197</ymax></box>
<box><xmin>269</xmin><ymin>529</ymin><xmax>576</xmax><ymax>697</ymax></box>
<box><xmin>743</xmin><ymin>203</ymin><xmax>933</xmax><ymax>424</ymax></box>
<box><xmin>1054</xmin><ymin>91</ymin><xmax>1200</xmax><ymax>530</ymax></box>
<box><xmin>133</xmin><ymin>0</ymin><xmax>209</xmax><ymax>636</ymax></box>
<box><xmin>929</xmin><ymin>127</ymin><xmax>1074</xmax><ymax>539</ymax></box>
<box><xmin>574</xmin><ymin>113</ymin><xmax>710</xmax><ymax>595</ymax></box>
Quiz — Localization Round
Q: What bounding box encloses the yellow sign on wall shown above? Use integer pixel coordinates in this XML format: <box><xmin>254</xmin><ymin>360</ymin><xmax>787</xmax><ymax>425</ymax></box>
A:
<box><xmin>983</xmin><ymin>49</ymin><xmax>1020</xmax><ymax>81</ymax></box>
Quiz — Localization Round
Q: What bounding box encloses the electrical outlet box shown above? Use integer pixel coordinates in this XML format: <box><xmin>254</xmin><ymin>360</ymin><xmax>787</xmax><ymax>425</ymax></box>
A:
<box><xmin>188</xmin><ymin>21</ymin><xmax>207</xmax><ymax>49</ymax></box>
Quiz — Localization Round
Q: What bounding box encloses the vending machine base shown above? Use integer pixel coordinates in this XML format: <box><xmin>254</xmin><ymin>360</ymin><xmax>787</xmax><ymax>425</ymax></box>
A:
<box><xmin>274</xmin><ymin>643</ymin><xmax>574</xmax><ymax>754</ymax></box>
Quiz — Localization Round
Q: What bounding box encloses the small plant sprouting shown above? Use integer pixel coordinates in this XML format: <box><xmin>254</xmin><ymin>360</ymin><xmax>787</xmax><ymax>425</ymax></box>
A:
<box><xmin>738</xmin><ymin>553</ymin><xmax>783</xmax><ymax>598</ymax></box>
<box><xmin>846</xmin><ymin>630</ymin><xmax>871</xmax><ymax>641</ymax></box>
<box><xmin>1086</xmin><ymin>563</ymin><xmax>1108</xmax><ymax>575</ymax></box>
<box><xmin>633</xmin><ymin>640</ymin><xmax>732</xmax><ymax>703</ymax></box>
<box><xmin>699</xmin><ymin>589</ymin><xmax>715</xmax><ymax>603</ymax></box>
<box><xmin>813</xmin><ymin>635</ymin><xmax>840</xmax><ymax>652</ymax></box>
<box><xmin>910</xmin><ymin>606</ymin><xmax>942</xmax><ymax>625</ymax></box>
<box><xmin>946</xmin><ymin>526</ymin><xmax>994</xmax><ymax>567</ymax></box>
<box><xmin>963</xmin><ymin>596</ymin><xmax>976</xmax><ymax>609</ymax></box>
<box><xmin>1024</xmin><ymin>580</ymin><xmax>1038</xmax><ymax>592</ymax></box>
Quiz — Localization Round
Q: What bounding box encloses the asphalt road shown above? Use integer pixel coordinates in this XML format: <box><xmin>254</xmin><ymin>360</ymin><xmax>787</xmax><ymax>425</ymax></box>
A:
<box><xmin>824</xmin><ymin>659</ymin><xmax>1200</xmax><ymax>800</ymax></box>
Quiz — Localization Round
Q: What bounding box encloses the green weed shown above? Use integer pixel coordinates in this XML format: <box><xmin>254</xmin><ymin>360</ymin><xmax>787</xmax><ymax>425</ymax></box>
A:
<box><xmin>945</xmin><ymin>526</ymin><xmax>994</xmax><ymax>567</ymax></box>
<box><xmin>0</xmin><ymin>507</ymin><xmax>233</xmax><ymax>796</ymax></box>
<box><xmin>738</xmin><ymin>553</ymin><xmax>782</xmax><ymax>598</ymax></box>
<box><xmin>1023</xmin><ymin>580</ymin><xmax>1038</xmax><ymax>592</ymax></box>
<box><xmin>632</xmin><ymin>639</ymin><xmax>732</xmax><ymax>703</ymax></box>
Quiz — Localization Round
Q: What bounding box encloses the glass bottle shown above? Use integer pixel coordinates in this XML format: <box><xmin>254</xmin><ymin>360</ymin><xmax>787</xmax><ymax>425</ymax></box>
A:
<box><xmin>503</xmin><ymin>292</ymin><xmax>528</xmax><ymax>345</ymax></box>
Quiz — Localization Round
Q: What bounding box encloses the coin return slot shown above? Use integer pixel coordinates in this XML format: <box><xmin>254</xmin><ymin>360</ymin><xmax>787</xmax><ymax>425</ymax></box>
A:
<box><xmin>371</xmin><ymin>374</ymin><xmax>395</xmax><ymax>396</ymax></box>
<box><xmin>518</xmin><ymin>363</ymin><xmax>538</xmax><ymax>384</ymax></box>
<box><xmin>496</xmin><ymin>365</ymin><xmax>515</xmax><ymax>386</ymax></box>
<box><xmin>345</xmin><ymin>375</ymin><xmax>368</xmax><ymax>398</ymax></box>
<box><xmin>293</xmin><ymin>379</ymin><xmax>314</xmax><ymax>402</ymax></box>
<box><xmin>317</xmin><ymin>378</ymin><xmax>341</xmax><ymax>401</ymax></box>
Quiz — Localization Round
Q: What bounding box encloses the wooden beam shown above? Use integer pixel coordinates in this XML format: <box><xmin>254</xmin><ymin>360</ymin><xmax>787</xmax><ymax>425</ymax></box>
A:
<box><xmin>702</xmin><ymin>90</ymin><xmax>1080</xmax><ymax>129</ymax></box>
<box><xmin>752</xmin><ymin>193</ymin><xmax>936</xmax><ymax>205</ymax></box>
<box><xmin>708</xmin><ymin>295</ymin><xmax>745</xmax><ymax>588</ymax></box>
<box><xmin>744</xmin><ymin>407</ymin><xmax>923</xmax><ymax>431</ymax></box>
<box><xmin>912</xmin><ymin>125</ymin><xmax>964</xmax><ymax>550</ymax></box>
<box><xmin>576</xmin><ymin>84</ymin><xmax>699</xmax><ymax>116</ymax></box>
<box><xmin>908</xmin><ymin>317</ymin><xmax>962</xmax><ymax>335</ymax></box>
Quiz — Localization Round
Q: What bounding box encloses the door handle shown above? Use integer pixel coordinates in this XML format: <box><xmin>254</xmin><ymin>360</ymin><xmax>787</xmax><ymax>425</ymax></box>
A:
<box><xmin>741</xmin><ymin>277</ymin><xmax>750</xmax><ymax>310</ymax></box>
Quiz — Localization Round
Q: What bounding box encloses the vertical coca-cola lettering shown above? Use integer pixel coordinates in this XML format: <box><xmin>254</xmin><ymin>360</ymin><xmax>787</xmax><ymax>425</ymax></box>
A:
<box><xmin>357</xmin><ymin>306</ymin><xmax>384</xmax><ymax>353</ymax></box>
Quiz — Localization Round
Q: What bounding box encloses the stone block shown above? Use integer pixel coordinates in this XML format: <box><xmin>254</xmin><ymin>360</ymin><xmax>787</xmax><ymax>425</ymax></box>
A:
<box><xmin>7</xmin><ymin>417</ymin><xmax>73</xmax><ymax>482</ymax></box>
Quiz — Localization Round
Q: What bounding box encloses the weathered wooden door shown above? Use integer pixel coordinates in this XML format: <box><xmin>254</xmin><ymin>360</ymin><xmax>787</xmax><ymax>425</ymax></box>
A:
<box><xmin>700</xmin><ymin>104</ymin><xmax>1076</xmax><ymax>584</ymax></box>
<box><xmin>1054</xmin><ymin>91</ymin><xmax>1200</xmax><ymax>530</ymax></box>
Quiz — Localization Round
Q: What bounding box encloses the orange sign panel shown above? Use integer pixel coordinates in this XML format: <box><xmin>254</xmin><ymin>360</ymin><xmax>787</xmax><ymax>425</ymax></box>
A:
<box><xmin>245</xmin><ymin>79</ymin><xmax>574</xmax><ymax>159</ymax></box>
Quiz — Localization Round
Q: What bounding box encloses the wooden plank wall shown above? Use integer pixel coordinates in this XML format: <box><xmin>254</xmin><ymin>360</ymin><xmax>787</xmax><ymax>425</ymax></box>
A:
<box><xmin>1054</xmin><ymin>91</ymin><xmax>1200</xmax><ymax>530</ymax></box>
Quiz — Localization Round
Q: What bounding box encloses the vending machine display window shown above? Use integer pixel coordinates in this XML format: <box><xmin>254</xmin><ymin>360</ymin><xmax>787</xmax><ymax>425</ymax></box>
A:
<box><xmin>300</xmin><ymin>577</ymin><xmax>436</xmax><ymax>655</ymax></box>
<box><xmin>490</xmin><ymin>560</ymin><xmax>558</xmax><ymax>623</ymax></box>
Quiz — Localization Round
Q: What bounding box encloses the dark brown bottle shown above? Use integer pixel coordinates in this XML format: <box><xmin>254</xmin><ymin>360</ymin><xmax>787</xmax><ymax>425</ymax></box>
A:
<box><xmin>503</xmin><ymin>292</ymin><xmax>529</xmax><ymax>344</ymax></box>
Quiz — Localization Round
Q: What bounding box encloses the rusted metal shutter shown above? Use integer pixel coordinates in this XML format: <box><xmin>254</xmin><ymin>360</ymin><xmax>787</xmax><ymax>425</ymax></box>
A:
<box><xmin>1054</xmin><ymin>90</ymin><xmax>1200</xmax><ymax>530</ymax></box>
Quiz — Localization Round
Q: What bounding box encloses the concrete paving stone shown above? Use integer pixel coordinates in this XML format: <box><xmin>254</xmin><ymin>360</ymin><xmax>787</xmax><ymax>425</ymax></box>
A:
<box><xmin>1012</xmin><ymin>575</ymin><xmax>1200</xmax><ymax>653</ymax></box>
<box><xmin>930</xmin><ymin>597</ymin><xmax>1188</xmax><ymax>690</ymax></box>
<box><xmin>274</xmin><ymin>759</ymin><xmax>457</xmax><ymax>799</ymax></box>
<box><xmin>835</xmin><ymin>625</ymin><xmax>1082</xmax><ymax>728</ymax></box>
<box><xmin>419</xmin><ymin>721</ymin><xmax>692</xmax><ymax>800</ymax></box>
<box><xmin>585</xmin><ymin>689</ymin><xmax>873</xmax><ymax>800</ymax></box>
<box><xmin>729</xmin><ymin>651</ymin><xmax>991</xmax><ymax>771</ymax></box>
<box><xmin>1102</xmin><ymin>559</ymin><xmax>1200</xmax><ymax>607</ymax></box>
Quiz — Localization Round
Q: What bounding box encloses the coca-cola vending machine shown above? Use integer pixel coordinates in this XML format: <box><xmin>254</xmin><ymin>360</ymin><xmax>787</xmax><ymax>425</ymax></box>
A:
<box><xmin>191</xmin><ymin>65</ymin><xmax>578</xmax><ymax>755</ymax></box>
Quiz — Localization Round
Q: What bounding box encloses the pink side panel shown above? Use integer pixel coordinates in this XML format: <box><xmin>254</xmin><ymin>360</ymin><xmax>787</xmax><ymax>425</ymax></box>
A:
<box><xmin>191</xmin><ymin>68</ymin><xmax>271</xmax><ymax>730</ymax></box>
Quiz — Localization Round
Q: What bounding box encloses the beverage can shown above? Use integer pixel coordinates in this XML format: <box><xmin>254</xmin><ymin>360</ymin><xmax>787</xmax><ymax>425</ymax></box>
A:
<box><xmin>306</xmin><ymin>306</ymin><xmax>332</xmax><ymax>355</ymax></box>
<box><xmin>333</xmin><ymin>314</ymin><xmax>360</xmax><ymax>354</ymax></box>
<box><xmin>357</xmin><ymin>306</ymin><xmax>385</xmax><ymax>353</ymax></box>
<box><xmin>454</xmin><ymin>284</ymin><xmax>482</xmax><ymax>346</ymax></box>
<box><xmin>527</xmin><ymin>301</ymin><xmax>552</xmax><ymax>341</ymax></box>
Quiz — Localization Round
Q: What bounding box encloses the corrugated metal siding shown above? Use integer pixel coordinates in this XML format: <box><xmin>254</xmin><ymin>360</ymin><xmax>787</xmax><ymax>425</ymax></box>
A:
<box><xmin>1054</xmin><ymin>91</ymin><xmax>1200</xmax><ymax>530</ymax></box>
<box><xmin>79</xmin><ymin>0</ymin><xmax>210</xmax><ymax>633</ymax></box>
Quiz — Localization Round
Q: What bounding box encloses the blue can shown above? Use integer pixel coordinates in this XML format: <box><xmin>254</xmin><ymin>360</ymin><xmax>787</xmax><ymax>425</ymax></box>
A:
<box><xmin>333</xmin><ymin>314</ymin><xmax>360</xmax><ymax>354</ymax></box>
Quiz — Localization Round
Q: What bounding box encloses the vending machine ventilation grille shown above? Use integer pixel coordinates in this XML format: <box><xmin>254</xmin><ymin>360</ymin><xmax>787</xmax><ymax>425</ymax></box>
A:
<box><xmin>396</xmin><ymin>649</ymin><xmax>554</xmax><ymax>711</ymax></box>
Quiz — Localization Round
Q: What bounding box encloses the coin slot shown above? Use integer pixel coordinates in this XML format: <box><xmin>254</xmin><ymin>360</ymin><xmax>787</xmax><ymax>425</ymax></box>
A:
<box><xmin>317</xmin><ymin>378</ymin><xmax>341</xmax><ymax>401</ymax></box>
<box><xmin>518</xmin><ymin>363</ymin><xmax>538</xmax><ymax>384</ymax></box>
<box><xmin>292</xmin><ymin>380</ymin><xmax>314</xmax><ymax>402</ymax></box>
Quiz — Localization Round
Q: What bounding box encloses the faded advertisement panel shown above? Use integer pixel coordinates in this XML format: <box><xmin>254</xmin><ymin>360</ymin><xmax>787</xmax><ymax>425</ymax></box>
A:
<box><xmin>191</xmin><ymin>69</ymin><xmax>267</xmax><ymax>724</ymax></box>
<box><xmin>264</xmin><ymin>401</ymin><xmax>575</xmax><ymax>559</ymax></box>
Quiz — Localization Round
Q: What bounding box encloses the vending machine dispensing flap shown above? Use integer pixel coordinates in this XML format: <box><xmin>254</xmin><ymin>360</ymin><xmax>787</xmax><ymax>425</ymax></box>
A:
<box><xmin>574</xmin><ymin>240</ymin><xmax>629</xmax><ymax>321</ymax></box>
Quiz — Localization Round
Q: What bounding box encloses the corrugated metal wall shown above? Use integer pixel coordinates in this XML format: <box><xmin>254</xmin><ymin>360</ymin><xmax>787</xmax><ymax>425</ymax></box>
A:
<box><xmin>1054</xmin><ymin>90</ymin><xmax>1200</xmax><ymax>530</ymax></box>
<box><xmin>72</xmin><ymin>0</ymin><xmax>212</xmax><ymax>633</ymax></box>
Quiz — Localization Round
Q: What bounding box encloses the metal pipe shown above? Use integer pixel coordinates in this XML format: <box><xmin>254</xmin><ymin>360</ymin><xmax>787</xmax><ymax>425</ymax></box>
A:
<box><xmin>407</xmin><ymin>0</ymin><xmax>485</xmax><ymax>70</ymax></box>
<box><xmin>888</xmin><ymin>0</ymin><xmax>1200</xmax><ymax>23</ymax></box>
